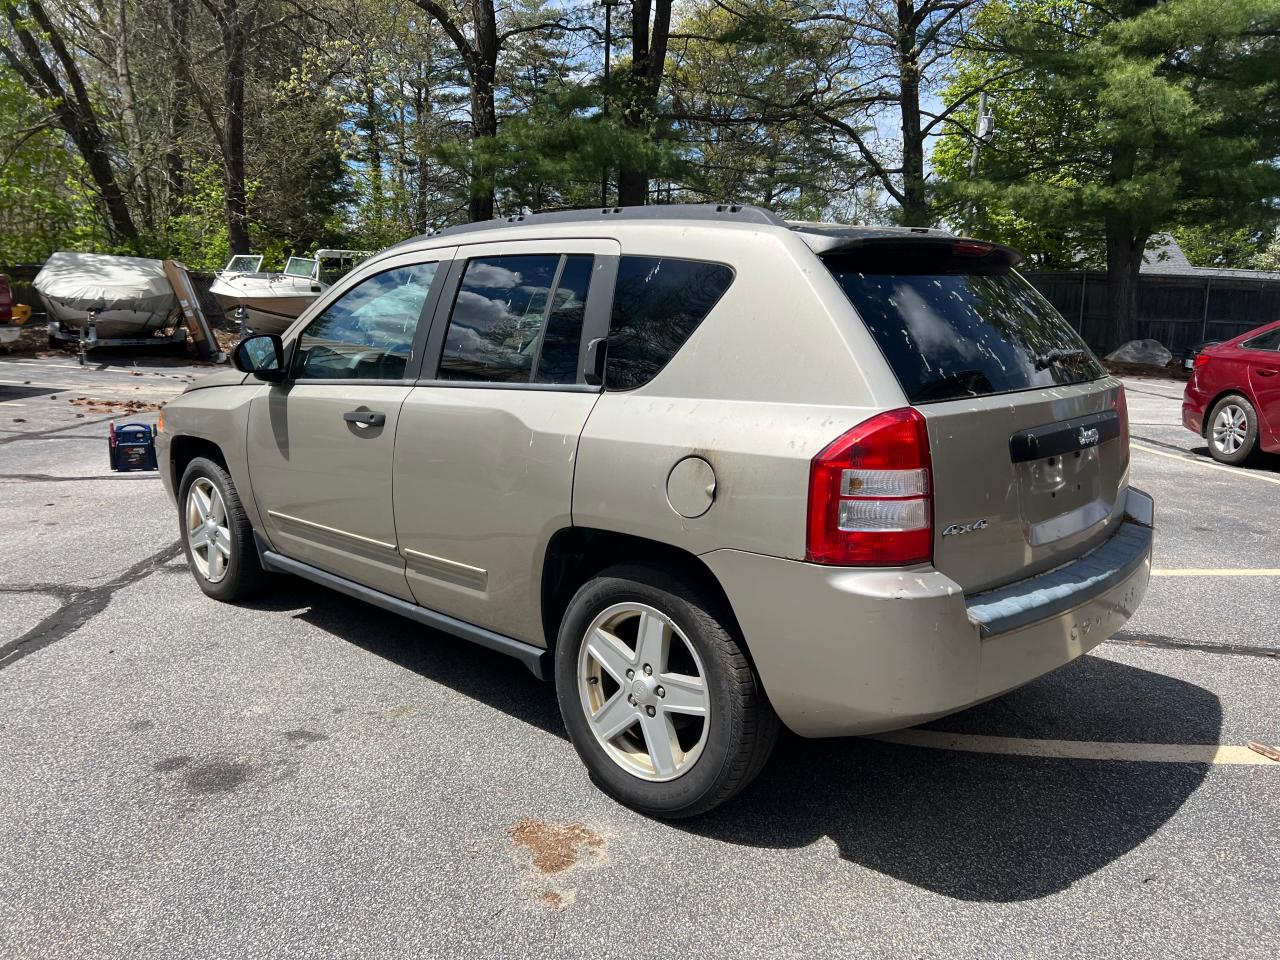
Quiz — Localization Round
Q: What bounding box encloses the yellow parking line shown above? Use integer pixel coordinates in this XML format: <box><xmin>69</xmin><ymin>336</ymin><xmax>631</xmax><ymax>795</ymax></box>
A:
<box><xmin>1131</xmin><ymin>442</ymin><xmax>1280</xmax><ymax>486</ymax></box>
<box><xmin>1153</xmin><ymin>568</ymin><xmax>1280</xmax><ymax>577</ymax></box>
<box><xmin>867</xmin><ymin>729</ymin><xmax>1278</xmax><ymax>765</ymax></box>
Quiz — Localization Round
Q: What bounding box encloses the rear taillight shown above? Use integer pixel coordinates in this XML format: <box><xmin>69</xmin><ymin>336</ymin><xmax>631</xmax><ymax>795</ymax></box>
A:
<box><xmin>806</xmin><ymin>408</ymin><xmax>932</xmax><ymax>566</ymax></box>
<box><xmin>1193</xmin><ymin>353</ymin><xmax>1211</xmax><ymax>368</ymax></box>
<box><xmin>1113</xmin><ymin>385</ymin><xmax>1130</xmax><ymax>468</ymax></box>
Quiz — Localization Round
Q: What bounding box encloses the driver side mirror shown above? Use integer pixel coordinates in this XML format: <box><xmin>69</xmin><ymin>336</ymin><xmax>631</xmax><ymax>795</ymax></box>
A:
<box><xmin>232</xmin><ymin>333</ymin><xmax>286</xmax><ymax>382</ymax></box>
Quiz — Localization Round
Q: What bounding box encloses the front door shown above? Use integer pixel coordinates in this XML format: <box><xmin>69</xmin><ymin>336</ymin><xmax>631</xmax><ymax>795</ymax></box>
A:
<box><xmin>248</xmin><ymin>251</ymin><xmax>452</xmax><ymax>598</ymax></box>
<box><xmin>393</xmin><ymin>239</ymin><xmax>617</xmax><ymax>642</ymax></box>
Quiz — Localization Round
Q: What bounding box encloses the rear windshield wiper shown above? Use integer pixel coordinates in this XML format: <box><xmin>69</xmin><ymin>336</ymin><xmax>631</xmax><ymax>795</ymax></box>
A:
<box><xmin>1034</xmin><ymin>348</ymin><xmax>1092</xmax><ymax>370</ymax></box>
<box><xmin>913</xmin><ymin>370</ymin><xmax>995</xmax><ymax>402</ymax></box>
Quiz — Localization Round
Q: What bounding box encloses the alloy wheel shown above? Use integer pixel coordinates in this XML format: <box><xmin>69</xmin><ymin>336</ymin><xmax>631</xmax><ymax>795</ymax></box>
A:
<box><xmin>185</xmin><ymin>477</ymin><xmax>232</xmax><ymax>583</ymax></box>
<box><xmin>1211</xmin><ymin>403</ymin><xmax>1248</xmax><ymax>455</ymax></box>
<box><xmin>577</xmin><ymin>602</ymin><xmax>711</xmax><ymax>782</ymax></box>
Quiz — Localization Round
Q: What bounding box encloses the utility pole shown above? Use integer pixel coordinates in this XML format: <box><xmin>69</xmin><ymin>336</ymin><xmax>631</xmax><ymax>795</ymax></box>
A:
<box><xmin>967</xmin><ymin>92</ymin><xmax>995</xmax><ymax>231</ymax></box>
<box><xmin>969</xmin><ymin>92</ymin><xmax>994</xmax><ymax>178</ymax></box>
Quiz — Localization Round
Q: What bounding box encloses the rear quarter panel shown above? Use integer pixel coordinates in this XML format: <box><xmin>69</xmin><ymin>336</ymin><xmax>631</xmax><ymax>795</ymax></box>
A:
<box><xmin>573</xmin><ymin>226</ymin><xmax>905</xmax><ymax>559</ymax></box>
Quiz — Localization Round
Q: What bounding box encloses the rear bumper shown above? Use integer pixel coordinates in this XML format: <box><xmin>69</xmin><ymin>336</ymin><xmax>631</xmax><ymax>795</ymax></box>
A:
<box><xmin>703</xmin><ymin>488</ymin><xmax>1154</xmax><ymax>738</ymax></box>
<box><xmin>1182</xmin><ymin>381</ymin><xmax>1208</xmax><ymax>435</ymax></box>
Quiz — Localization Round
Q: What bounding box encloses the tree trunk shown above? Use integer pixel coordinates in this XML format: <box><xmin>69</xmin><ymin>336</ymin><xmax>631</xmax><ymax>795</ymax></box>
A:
<box><xmin>1</xmin><ymin>1</ymin><xmax>140</xmax><ymax>246</ymax></box>
<box><xmin>469</xmin><ymin>71</ymin><xmax>497</xmax><ymax>221</ymax></box>
<box><xmin>166</xmin><ymin>0</ymin><xmax>192</xmax><ymax>217</ymax></box>
<box><xmin>221</xmin><ymin>0</ymin><xmax>252</xmax><ymax>254</ymax></box>
<box><xmin>896</xmin><ymin>2</ymin><xmax>929</xmax><ymax>226</ymax></box>
<box><xmin>412</xmin><ymin>72</ymin><xmax>431</xmax><ymax>233</ymax></box>
<box><xmin>1105</xmin><ymin>219</ymin><xmax>1148</xmax><ymax>349</ymax></box>
<box><xmin>114</xmin><ymin>0</ymin><xmax>149</xmax><ymax>224</ymax></box>
<box><xmin>468</xmin><ymin>0</ymin><xmax>498</xmax><ymax>221</ymax></box>
<box><xmin>617</xmin><ymin>0</ymin><xmax>673</xmax><ymax>207</ymax></box>
<box><xmin>365</xmin><ymin>84</ymin><xmax>384</xmax><ymax>227</ymax></box>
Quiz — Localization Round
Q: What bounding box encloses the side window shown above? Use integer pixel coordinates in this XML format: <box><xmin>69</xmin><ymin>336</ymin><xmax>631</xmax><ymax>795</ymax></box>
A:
<box><xmin>1243</xmin><ymin>327</ymin><xmax>1280</xmax><ymax>351</ymax></box>
<box><xmin>536</xmin><ymin>255</ymin><xmax>593</xmax><ymax>384</ymax></box>
<box><xmin>438</xmin><ymin>254</ymin><xmax>594</xmax><ymax>384</ymax></box>
<box><xmin>293</xmin><ymin>262</ymin><xmax>437</xmax><ymax>380</ymax></box>
<box><xmin>606</xmin><ymin>256</ymin><xmax>734</xmax><ymax>391</ymax></box>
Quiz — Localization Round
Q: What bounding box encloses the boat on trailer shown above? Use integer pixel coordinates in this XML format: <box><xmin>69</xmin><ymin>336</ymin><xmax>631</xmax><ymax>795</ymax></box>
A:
<box><xmin>209</xmin><ymin>250</ymin><xmax>369</xmax><ymax>336</ymax></box>
<box><xmin>35</xmin><ymin>251</ymin><xmax>180</xmax><ymax>344</ymax></box>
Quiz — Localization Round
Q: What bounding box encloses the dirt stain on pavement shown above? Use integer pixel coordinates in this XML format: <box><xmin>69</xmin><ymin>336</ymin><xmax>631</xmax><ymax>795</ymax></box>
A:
<box><xmin>183</xmin><ymin>760</ymin><xmax>254</xmax><ymax>794</ymax></box>
<box><xmin>539</xmin><ymin>890</ymin><xmax>575</xmax><ymax>911</ymax></box>
<box><xmin>282</xmin><ymin>728</ymin><xmax>329</xmax><ymax>748</ymax></box>
<box><xmin>507</xmin><ymin>817</ymin><xmax>605</xmax><ymax>875</ymax></box>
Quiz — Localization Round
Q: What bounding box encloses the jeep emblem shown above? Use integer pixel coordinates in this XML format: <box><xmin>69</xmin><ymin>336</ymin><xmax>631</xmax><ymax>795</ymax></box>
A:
<box><xmin>1078</xmin><ymin>426</ymin><xmax>1100</xmax><ymax>447</ymax></box>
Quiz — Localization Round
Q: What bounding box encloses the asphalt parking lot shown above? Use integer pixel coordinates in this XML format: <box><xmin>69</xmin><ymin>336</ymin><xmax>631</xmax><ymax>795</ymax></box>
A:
<box><xmin>1</xmin><ymin>356</ymin><xmax>1277</xmax><ymax>959</ymax></box>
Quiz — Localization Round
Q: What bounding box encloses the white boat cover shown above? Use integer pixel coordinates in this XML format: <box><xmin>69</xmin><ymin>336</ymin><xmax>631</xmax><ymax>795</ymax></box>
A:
<box><xmin>34</xmin><ymin>251</ymin><xmax>176</xmax><ymax>311</ymax></box>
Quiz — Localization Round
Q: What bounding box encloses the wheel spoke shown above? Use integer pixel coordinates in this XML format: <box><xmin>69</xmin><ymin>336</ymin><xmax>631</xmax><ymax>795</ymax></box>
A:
<box><xmin>639</xmin><ymin>710</ymin><xmax>679</xmax><ymax>778</ymax></box>
<box><xmin>590</xmin><ymin>691</ymin><xmax>638</xmax><ymax>741</ymax></box>
<box><xmin>213</xmin><ymin>527</ymin><xmax>232</xmax><ymax>557</ymax></box>
<box><xmin>634</xmin><ymin>611</ymin><xmax>669</xmax><ymax>672</ymax></box>
<box><xmin>207</xmin><ymin>541</ymin><xmax>223</xmax><ymax>579</ymax></box>
<box><xmin>586</xmin><ymin>628</ymin><xmax>634</xmax><ymax>683</ymax></box>
<box><xmin>210</xmin><ymin>493</ymin><xmax>226</xmax><ymax>525</ymax></box>
<box><xmin>658</xmin><ymin>671</ymin><xmax>708</xmax><ymax>716</ymax></box>
<box><xmin>191</xmin><ymin>485</ymin><xmax>212</xmax><ymax>522</ymax></box>
<box><xmin>189</xmin><ymin>527</ymin><xmax>209</xmax><ymax>549</ymax></box>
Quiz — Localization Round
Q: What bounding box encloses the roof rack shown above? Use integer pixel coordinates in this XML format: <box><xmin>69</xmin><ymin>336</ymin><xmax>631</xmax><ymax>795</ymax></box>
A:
<box><xmin>409</xmin><ymin>203</ymin><xmax>790</xmax><ymax>243</ymax></box>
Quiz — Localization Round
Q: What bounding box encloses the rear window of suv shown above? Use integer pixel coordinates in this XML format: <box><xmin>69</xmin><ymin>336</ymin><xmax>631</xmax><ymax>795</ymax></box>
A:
<box><xmin>824</xmin><ymin>244</ymin><xmax>1104</xmax><ymax>404</ymax></box>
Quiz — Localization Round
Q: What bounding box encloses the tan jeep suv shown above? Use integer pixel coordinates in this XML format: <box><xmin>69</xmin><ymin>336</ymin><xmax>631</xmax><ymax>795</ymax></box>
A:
<box><xmin>159</xmin><ymin>205</ymin><xmax>1153</xmax><ymax>817</ymax></box>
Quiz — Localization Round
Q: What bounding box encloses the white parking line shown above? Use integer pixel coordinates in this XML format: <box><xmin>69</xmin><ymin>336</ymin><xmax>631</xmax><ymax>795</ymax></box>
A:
<box><xmin>868</xmin><ymin>729</ymin><xmax>1279</xmax><ymax>765</ymax></box>
<box><xmin>1131</xmin><ymin>442</ymin><xmax>1280</xmax><ymax>486</ymax></box>
<box><xmin>1153</xmin><ymin>569</ymin><xmax>1280</xmax><ymax>577</ymax></box>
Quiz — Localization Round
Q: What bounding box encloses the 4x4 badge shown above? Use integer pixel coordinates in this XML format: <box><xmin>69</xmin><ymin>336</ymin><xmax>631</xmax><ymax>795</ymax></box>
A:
<box><xmin>942</xmin><ymin>518</ymin><xmax>989</xmax><ymax>537</ymax></box>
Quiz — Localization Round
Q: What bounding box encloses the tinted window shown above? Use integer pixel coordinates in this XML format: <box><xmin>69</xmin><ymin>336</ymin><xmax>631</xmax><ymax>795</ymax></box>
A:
<box><xmin>825</xmin><ymin>249</ymin><xmax>1104</xmax><ymax>403</ymax></box>
<box><xmin>1243</xmin><ymin>327</ymin><xmax>1280</xmax><ymax>351</ymax></box>
<box><xmin>536</xmin><ymin>255</ymin><xmax>593</xmax><ymax>384</ymax></box>
<box><xmin>438</xmin><ymin>254</ymin><xmax>594</xmax><ymax>384</ymax></box>
<box><xmin>293</xmin><ymin>262</ymin><xmax>437</xmax><ymax>380</ymax></box>
<box><xmin>607</xmin><ymin>256</ymin><xmax>734</xmax><ymax>390</ymax></box>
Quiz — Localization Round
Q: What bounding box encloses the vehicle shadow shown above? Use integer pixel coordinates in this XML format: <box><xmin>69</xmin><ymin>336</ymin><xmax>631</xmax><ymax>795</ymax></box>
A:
<box><xmin>249</xmin><ymin>580</ymin><xmax>1218</xmax><ymax>904</ymax></box>
<box><xmin>1187</xmin><ymin>443</ymin><xmax>1280</xmax><ymax>473</ymax></box>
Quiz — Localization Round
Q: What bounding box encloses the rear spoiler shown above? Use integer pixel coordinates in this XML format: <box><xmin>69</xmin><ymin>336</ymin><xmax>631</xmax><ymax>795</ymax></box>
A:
<box><xmin>795</xmin><ymin>228</ymin><xmax>1023</xmax><ymax>269</ymax></box>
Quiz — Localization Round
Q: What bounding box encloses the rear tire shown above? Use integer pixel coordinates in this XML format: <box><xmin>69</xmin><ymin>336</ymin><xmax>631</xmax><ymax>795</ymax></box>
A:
<box><xmin>1206</xmin><ymin>394</ymin><xmax>1259</xmax><ymax>465</ymax></box>
<box><xmin>178</xmin><ymin>456</ymin><xmax>264</xmax><ymax>602</ymax></box>
<box><xmin>555</xmin><ymin>564</ymin><xmax>778</xmax><ymax>818</ymax></box>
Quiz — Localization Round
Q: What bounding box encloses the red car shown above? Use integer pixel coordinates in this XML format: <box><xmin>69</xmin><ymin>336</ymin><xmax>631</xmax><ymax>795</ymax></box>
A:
<box><xmin>1183</xmin><ymin>318</ymin><xmax>1280</xmax><ymax>464</ymax></box>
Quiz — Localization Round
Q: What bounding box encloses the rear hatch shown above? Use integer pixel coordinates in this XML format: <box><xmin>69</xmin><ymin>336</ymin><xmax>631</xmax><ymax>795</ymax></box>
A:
<box><xmin>823</xmin><ymin>239</ymin><xmax>1128</xmax><ymax>593</ymax></box>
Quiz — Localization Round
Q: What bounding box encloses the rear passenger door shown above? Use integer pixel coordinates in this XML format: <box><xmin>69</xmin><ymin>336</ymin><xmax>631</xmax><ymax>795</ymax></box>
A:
<box><xmin>393</xmin><ymin>239</ymin><xmax>618</xmax><ymax>643</ymax></box>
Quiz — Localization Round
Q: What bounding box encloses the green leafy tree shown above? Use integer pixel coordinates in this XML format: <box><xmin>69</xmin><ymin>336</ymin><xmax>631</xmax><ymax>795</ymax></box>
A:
<box><xmin>664</xmin><ymin>0</ymin><xmax>866</xmax><ymax>219</ymax></box>
<box><xmin>935</xmin><ymin>0</ymin><xmax>1280</xmax><ymax>347</ymax></box>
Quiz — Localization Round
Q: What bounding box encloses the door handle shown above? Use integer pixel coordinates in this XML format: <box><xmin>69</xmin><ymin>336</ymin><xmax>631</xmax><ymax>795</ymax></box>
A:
<box><xmin>1257</xmin><ymin>368</ymin><xmax>1278</xmax><ymax>377</ymax></box>
<box><xmin>343</xmin><ymin>410</ymin><xmax>386</xmax><ymax>428</ymax></box>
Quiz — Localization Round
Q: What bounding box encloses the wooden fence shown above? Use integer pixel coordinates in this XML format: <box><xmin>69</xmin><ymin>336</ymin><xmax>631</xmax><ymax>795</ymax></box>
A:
<box><xmin>1027</xmin><ymin>271</ymin><xmax>1280</xmax><ymax>353</ymax></box>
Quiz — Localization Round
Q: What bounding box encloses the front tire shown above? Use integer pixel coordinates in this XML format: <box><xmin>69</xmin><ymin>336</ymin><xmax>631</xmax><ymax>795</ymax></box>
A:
<box><xmin>555</xmin><ymin>565</ymin><xmax>778</xmax><ymax>818</ymax></box>
<box><xmin>178</xmin><ymin>456</ymin><xmax>264</xmax><ymax>602</ymax></box>
<box><xmin>1207</xmin><ymin>394</ymin><xmax>1259</xmax><ymax>465</ymax></box>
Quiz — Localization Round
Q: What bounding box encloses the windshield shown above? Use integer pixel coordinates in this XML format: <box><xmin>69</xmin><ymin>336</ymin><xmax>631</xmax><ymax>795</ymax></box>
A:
<box><xmin>824</xmin><ymin>249</ymin><xmax>1104</xmax><ymax>403</ymax></box>
<box><xmin>284</xmin><ymin>257</ymin><xmax>317</xmax><ymax>279</ymax></box>
<box><xmin>224</xmin><ymin>255</ymin><xmax>262</xmax><ymax>274</ymax></box>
